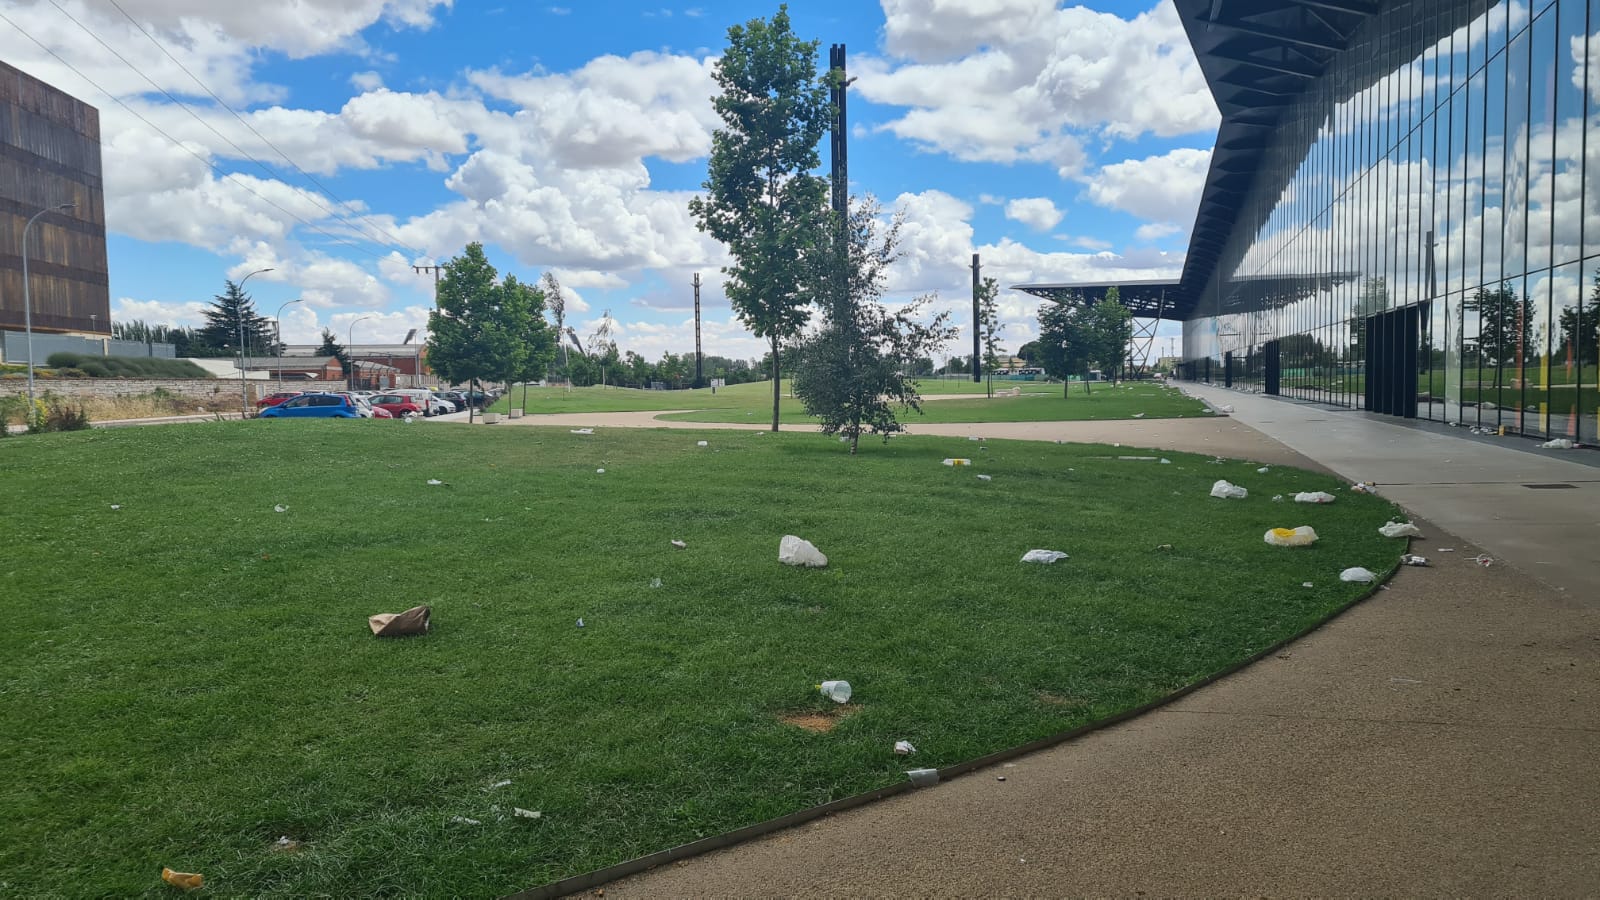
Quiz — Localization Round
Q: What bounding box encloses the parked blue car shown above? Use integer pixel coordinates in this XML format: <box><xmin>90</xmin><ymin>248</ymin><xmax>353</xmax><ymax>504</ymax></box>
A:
<box><xmin>258</xmin><ymin>393</ymin><xmax>362</xmax><ymax>418</ymax></box>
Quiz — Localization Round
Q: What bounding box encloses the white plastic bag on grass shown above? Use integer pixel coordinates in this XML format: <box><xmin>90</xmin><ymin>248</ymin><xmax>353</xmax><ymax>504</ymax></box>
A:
<box><xmin>1263</xmin><ymin>526</ymin><xmax>1318</xmax><ymax>547</ymax></box>
<box><xmin>1021</xmin><ymin>549</ymin><xmax>1069</xmax><ymax>564</ymax></box>
<box><xmin>1379</xmin><ymin>522</ymin><xmax>1423</xmax><ymax>538</ymax></box>
<box><xmin>1210</xmin><ymin>480</ymin><xmax>1248</xmax><ymax>500</ymax></box>
<box><xmin>1294</xmin><ymin>491</ymin><xmax>1336</xmax><ymax>504</ymax></box>
<box><xmin>779</xmin><ymin>535</ymin><xmax>828</xmax><ymax>568</ymax></box>
<box><xmin>1340</xmin><ymin>567</ymin><xmax>1376</xmax><ymax>583</ymax></box>
<box><xmin>943</xmin><ymin>458</ymin><xmax>972</xmax><ymax>467</ymax></box>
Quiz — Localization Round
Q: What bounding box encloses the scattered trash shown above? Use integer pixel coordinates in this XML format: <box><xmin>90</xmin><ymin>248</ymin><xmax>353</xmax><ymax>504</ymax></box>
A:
<box><xmin>1257</xmin><ymin>467</ymin><xmax>1270</xmax><ymax>474</ymax></box>
<box><xmin>488</xmin><ymin>780</ymin><xmax>512</xmax><ymax>790</ymax></box>
<box><xmin>427</xmin><ymin>479</ymin><xmax>443</xmax><ymax>486</ymax></box>
<box><xmin>1210</xmin><ymin>480</ymin><xmax>1248</xmax><ymax>500</ymax></box>
<box><xmin>670</xmin><ymin>539</ymin><xmax>687</xmax><ymax>549</ymax></box>
<box><xmin>368</xmin><ymin>605</ymin><xmax>431</xmax><ymax>637</ymax></box>
<box><xmin>976</xmin><ymin>474</ymin><xmax>993</xmax><ymax>482</ymax></box>
<box><xmin>1133</xmin><ymin>413</ymin><xmax>1146</xmax><ymax>418</ymax></box>
<box><xmin>274</xmin><ymin>504</ymin><xmax>288</xmax><ymax>513</ymax></box>
<box><xmin>1021</xmin><ymin>549</ymin><xmax>1069</xmax><ymax>564</ymax></box>
<box><xmin>513</xmin><ymin>808</ymin><xmax>542</xmax><ymax>819</ymax></box>
<box><xmin>161</xmin><ymin>868</ymin><xmax>204</xmax><ymax>891</ymax></box>
<box><xmin>1271</xmin><ymin>494</ymin><xmax>1285</xmax><ymax>502</ymax></box>
<box><xmin>271</xmin><ymin>836</ymin><xmax>301</xmax><ymax>852</ymax></box>
<box><xmin>1117</xmin><ymin>455</ymin><xmax>1160</xmax><ymax>461</ymax></box>
<box><xmin>649</xmin><ymin>577</ymin><xmax>662</xmax><ymax>588</ymax></box>
<box><xmin>1155</xmin><ymin>544</ymin><xmax>1173</xmax><ymax>551</ymax></box>
<box><xmin>570</xmin><ymin>428</ymin><xmax>594</xmax><ymax>435</ymax></box>
<box><xmin>1351</xmin><ymin>482</ymin><xmax>1379</xmax><ymax>494</ymax></box>
<box><xmin>596</xmin><ymin>468</ymin><xmax>606</xmax><ymax>474</ymax></box>
<box><xmin>906</xmin><ymin>768</ymin><xmax>940</xmax><ymax>787</ymax></box>
<box><xmin>1294</xmin><ymin>491</ymin><xmax>1336</xmax><ymax>504</ymax></box>
<box><xmin>1438</xmin><ymin>547</ymin><xmax>1455</xmax><ymax>552</ymax></box>
<box><xmin>1401</xmin><ymin>555</ymin><xmax>1430</xmax><ymax>566</ymax></box>
<box><xmin>450</xmin><ymin>816</ymin><xmax>482</xmax><ymax>826</ymax></box>
<box><xmin>1263</xmin><ymin>526</ymin><xmax>1318</xmax><ymax>547</ymax></box>
<box><xmin>1217</xmin><ymin>405</ymin><xmax>1235</xmax><ymax>413</ymax></box>
<box><xmin>894</xmin><ymin>740</ymin><xmax>916</xmax><ymax>755</ymax></box>
<box><xmin>997</xmin><ymin>775</ymin><xmax>1007</xmax><ymax>781</ymax></box>
<box><xmin>696</xmin><ymin>440</ymin><xmax>708</xmax><ymax>447</ymax></box>
<box><xmin>968</xmin><ymin>436</ymin><xmax>980</xmax><ymax>442</ymax></box>
<box><xmin>818</xmin><ymin>680</ymin><xmax>853</xmax><ymax>703</ymax></box>
<box><xmin>942</xmin><ymin>458</ymin><xmax>972</xmax><ymax>467</ymax></box>
<box><xmin>1470</xmin><ymin>554</ymin><xmax>1495</xmax><ymax>567</ymax></box>
<box><xmin>1379</xmin><ymin>522</ymin><xmax>1423</xmax><ymax>538</ymax></box>
<box><xmin>1302</xmin><ymin>582</ymin><xmax>1314</xmax><ymax>588</ymax></box>
<box><xmin>1340</xmin><ymin>567</ymin><xmax>1377</xmax><ymax>583</ymax></box>
<box><xmin>779</xmin><ymin>535</ymin><xmax>828</xmax><ymax>568</ymax></box>
<box><xmin>1541</xmin><ymin>438</ymin><xmax>1574</xmax><ymax>449</ymax></box>
<box><xmin>1159</xmin><ymin>458</ymin><xmax>1171</xmax><ymax>464</ymax></box>
<box><xmin>576</xmin><ymin>618</ymin><xmax>585</xmax><ymax>628</ymax></box>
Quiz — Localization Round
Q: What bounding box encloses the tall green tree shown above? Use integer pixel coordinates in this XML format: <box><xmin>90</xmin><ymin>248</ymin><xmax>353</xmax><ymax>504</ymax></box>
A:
<box><xmin>1036</xmin><ymin>295</ymin><xmax>1096</xmax><ymax>396</ymax></box>
<box><xmin>1468</xmin><ymin>284</ymin><xmax>1534</xmax><ymax>383</ymax></box>
<box><xmin>1556</xmin><ymin>272</ymin><xmax>1599</xmax><ymax>367</ymax></box>
<box><xmin>199</xmin><ymin>280</ymin><xmax>273</xmax><ymax>358</ymax></box>
<box><xmin>791</xmin><ymin>199</ymin><xmax>955</xmax><ymax>454</ymax></box>
<box><xmin>690</xmin><ymin>5</ymin><xmax>833</xmax><ymax>431</ymax></box>
<box><xmin>317</xmin><ymin>328</ymin><xmax>351</xmax><ymax>376</ymax></box>
<box><xmin>1084</xmin><ymin>291</ymin><xmax>1133</xmax><ymax>381</ymax></box>
<box><xmin>975</xmin><ymin>275</ymin><xmax>1005</xmax><ymax>396</ymax></box>
<box><xmin>426</xmin><ymin>243</ymin><xmax>554</xmax><ymax>422</ymax></box>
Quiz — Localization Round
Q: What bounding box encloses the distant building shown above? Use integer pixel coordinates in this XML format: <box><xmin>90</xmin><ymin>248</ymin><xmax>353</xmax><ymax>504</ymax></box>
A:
<box><xmin>281</xmin><ymin>343</ymin><xmax>431</xmax><ymax>386</ymax></box>
<box><xmin>0</xmin><ymin>60</ymin><xmax>110</xmax><ymax>339</ymax></box>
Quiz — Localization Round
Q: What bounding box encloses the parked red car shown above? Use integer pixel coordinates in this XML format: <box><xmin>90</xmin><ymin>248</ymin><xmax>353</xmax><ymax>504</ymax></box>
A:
<box><xmin>255</xmin><ymin>391</ymin><xmax>303</xmax><ymax>409</ymax></box>
<box><xmin>368</xmin><ymin>393</ymin><xmax>423</xmax><ymax>419</ymax></box>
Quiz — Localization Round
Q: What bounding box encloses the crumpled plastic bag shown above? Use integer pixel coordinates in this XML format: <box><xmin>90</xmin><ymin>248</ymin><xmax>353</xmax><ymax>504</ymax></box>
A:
<box><xmin>1340</xmin><ymin>567</ymin><xmax>1376</xmax><ymax>583</ymax></box>
<box><xmin>368</xmin><ymin>605</ymin><xmax>431</xmax><ymax>637</ymax></box>
<box><xmin>1263</xmin><ymin>526</ymin><xmax>1318</xmax><ymax>547</ymax></box>
<box><xmin>1351</xmin><ymin>482</ymin><xmax>1379</xmax><ymax>494</ymax></box>
<box><xmin>1021</xmin><ymin>549</ymin><xmax>1069</xmax><ymax>564</ymax></box>
<box><xmin>1294</xmin><ymin>491</ymin><xmax>1336</xmax><ymax>504</ymax></box>
<box><xmin>1541</xmin><ymin>438</ymin><xmax>1574</xmax><ymax>449</ymax></box>
<box><xmin>1379</xmin><ymin>522</ymin><xmax>1423</xmax><ymax>538</ymax></box>
<box><xmin>779</xmin><ymin>535</ymin><xmax>828</xmax><ymax>568</ymax></box>
<box><xmin>1210</xmin><ymin>479</ymin><xmax>1248</xmax><ymax>499</ymax></box>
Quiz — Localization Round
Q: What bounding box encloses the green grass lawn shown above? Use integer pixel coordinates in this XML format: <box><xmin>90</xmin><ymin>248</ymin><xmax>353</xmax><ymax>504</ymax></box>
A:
<box><xmin>494</xmin><ymin>380</ymin><xmax>1209</xmax><ymax>425</ymax></box>
<box><xmin>0</xmin><ymin>422</ymin><xmax>1401</xmax><ymax>896</ymax></box>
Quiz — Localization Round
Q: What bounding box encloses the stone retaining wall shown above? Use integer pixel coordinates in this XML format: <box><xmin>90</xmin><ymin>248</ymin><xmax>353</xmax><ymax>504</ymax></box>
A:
<box><xmin>0</xmin><ymin>377</ymin><xmax>262</xmax><ymax>405</ymax></box>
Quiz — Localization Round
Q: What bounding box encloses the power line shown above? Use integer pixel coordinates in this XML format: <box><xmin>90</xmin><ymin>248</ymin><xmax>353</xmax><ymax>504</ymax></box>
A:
<box><xmin>43</xmin><ymin>0</ymin><xmax>420</xmax><ymax>260</ymax></box>
<box><xmin>0</xmin><ymin>9</ymin><xmax>390</xmax><ymax>260</ymax></box>
<box><xmin>100</xmin><ymin>0</ymin><xmax>427</xmax><ymax>259</ymax></box>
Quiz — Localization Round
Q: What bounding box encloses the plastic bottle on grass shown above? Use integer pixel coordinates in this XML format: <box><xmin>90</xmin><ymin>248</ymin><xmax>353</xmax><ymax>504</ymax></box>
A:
<box><xmin>818</xmin><ymin>680</ymin><xmax>852</xmax><ymax>703</ymax></box>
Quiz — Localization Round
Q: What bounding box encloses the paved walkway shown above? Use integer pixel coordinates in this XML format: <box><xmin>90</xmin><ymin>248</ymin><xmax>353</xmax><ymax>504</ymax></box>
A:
<box><xmin>594</xmin><ymin>388</ymin><xmax>1600</xmax><ymax>897</ymax></box>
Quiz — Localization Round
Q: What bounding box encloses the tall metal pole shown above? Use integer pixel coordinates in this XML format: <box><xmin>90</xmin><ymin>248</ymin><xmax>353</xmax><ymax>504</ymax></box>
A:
<box><xmin>348</xmin><ymin>315</ymin><xmax>374</xmax><ymax>392</ymax></box>
<box><xmin>971</xmin><ymin>253</ymin><xmax>982</xmax><ymax>382</ymax></box>
<box><xmin>236</xmin><ymin>268</ymin><xmax>274</xmax><ymax>415</ymax></box>
<box><xmin>275</xmin><ymin>297</ymin><xmax>303</xmax><ymax>392</ymax></box>
<box><xmin>21</xmin><ymin>202</ymin><xmax>75</xmax><ymax>417</ymax></box>
<box><xmin>693</xmin><ymin>272</ymin><xmax>703</xmax><ymax>388</ymax></box>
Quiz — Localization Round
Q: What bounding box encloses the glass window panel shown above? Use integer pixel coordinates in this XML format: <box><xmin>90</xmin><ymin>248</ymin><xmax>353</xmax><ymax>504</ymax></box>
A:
<box><xmin>1551</xmin><ymin>0</ymin><xmax>1587</xmax><ymax>267</ymax></box>
<box><xmin>1484</xmin><ymin>48</ymin><xmax>1508</xmax><ymax>286</ymax></box>
<box><xmin>1505</xmin><ymin>27</ymin><xmax>1532</xmax><ymax>278</ymax></box>
<box><xmin>1576</xmin><ymin>258</ymin><xmax>1600</xmax><ymax>442</ymax></box>
<box><xmin>1528</xmin><ymin>6</ymin><xmax>1560</xmax><ymax>273</ymax></box>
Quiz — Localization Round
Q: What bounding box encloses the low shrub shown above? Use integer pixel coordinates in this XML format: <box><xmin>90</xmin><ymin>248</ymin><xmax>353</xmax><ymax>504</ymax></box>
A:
<box><xmin>43</xmin><ymin>353</ymin><xmax>212</xmax><ymax>379</ymax></box>
<box><xmin>43</xmin><ymin>399</ymin><xmax>91</xmax><ymax>431</ymax></box>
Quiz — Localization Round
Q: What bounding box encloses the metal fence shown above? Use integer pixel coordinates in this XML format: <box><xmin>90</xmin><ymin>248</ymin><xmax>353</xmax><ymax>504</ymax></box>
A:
<box><xmin>1</xmin><ymin>331</ymin><xmax>176</xmax><ymax>364</ymax></box>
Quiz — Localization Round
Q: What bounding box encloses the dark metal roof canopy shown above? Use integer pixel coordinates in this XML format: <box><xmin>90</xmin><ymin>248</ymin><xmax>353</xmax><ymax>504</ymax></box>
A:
<box><xmin>1173</xmin><ymin>0</ymin><xmax>1380</xmax><ymax>317</ymax></box>
<box><xmin>1011</xmin><ymin>279</ymin><xmax>1180</xmax><ymax>317</ymax></box>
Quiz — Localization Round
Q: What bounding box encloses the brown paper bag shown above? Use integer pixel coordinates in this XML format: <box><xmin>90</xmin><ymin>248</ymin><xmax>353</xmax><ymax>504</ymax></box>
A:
<box><xmin>368</xmin><ymin>605</ymin><xmax>431</xmax><ymax>637</ymax></box>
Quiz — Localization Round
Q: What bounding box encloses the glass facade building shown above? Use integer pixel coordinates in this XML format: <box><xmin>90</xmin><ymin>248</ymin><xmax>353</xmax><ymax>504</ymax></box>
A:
<box><xmin>1173</xmin><ymin>0</ymin><xmax>1600</xmax><ymax>444</ymax></box>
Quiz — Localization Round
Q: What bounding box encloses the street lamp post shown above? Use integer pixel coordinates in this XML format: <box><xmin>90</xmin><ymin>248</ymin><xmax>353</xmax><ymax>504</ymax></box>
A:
<box><xmin>236</xmin><ymin>268</ymin><xmax>274</xmax><ymax>416</ymax></box>
<box><xmin>21</xmin><ymin>202</ymin><xmax>76</xmax><ymax>417</ymax></box>
<box><xmin>275</xmin><ymin>298</ymin><xmax>304</xmax><ymax>392</ymax></box>
<box><xmin>348</xmin><ymin>315</ymin><xmax>375</xmax><ymax>391</ymax></box>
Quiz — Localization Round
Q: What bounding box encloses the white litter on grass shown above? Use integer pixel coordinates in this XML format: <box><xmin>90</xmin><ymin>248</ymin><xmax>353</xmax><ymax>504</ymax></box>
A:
<box><xmin>942</xmin><ymin>458</ymin><xmax>972</xmax><ymax>466</ymax></box>
<box><xmin>427</xmin><ymin>479</ymin><xmax>443</xmax><ymax>486</ymax></box>
<box><xmin>1118</xmin><ymin>456</ymin><xmax>1160</xmax><ymax>461</ymax></box>
<box><xmin>1542</xmin><ymin>438</ymin><xmax>1575</xmax><ymax>449</ymax></box>
<box><xmin>1302</xmin><ymin>582</ymin><xmax>1314</xmax><ymax>588</ymax></box>
<box><xmin>1264</xmin><ymin>526</ymin><xmax>1318</xmax><ymax>547</ymax></box>
<box><xmin>487</xmin><ymin>780</ymin><xmax>512</xmax><ymax>790</ymax></box>
<box><xmin>650</xmin><ymin>577</ymin><xmax>662</xmax><ymax>588</ymax></box>
<box><xmin>894</xmin><ymin>740</ymin><xmax>916</xmax><ymax>755</ymax></box>
<box><xmin>1210</xmin><ymin>480</ymin><xmax>1248</xmax><ymax>499</ymax></box>
<box><xmin>1294</xmin><ymin>491</ymin><xmax>1336</xmax><ymax>504</ymax></box>
<box><xmin>697</xmin><ymin>440</ymin><xmax>709</xmax><ymax>447</ymax></box>
<box><xmin>968</xmin><ymin>436</ymin><xmax>981</xmax><ymax>442</ymax></box>
<box><xmin>1133</xmin><ymin>413</ymin><xmax>1146</xmax><ymax>418</ymax></box>
<box><xmin>906</xmin><ymin>768</ymin><xmax>940</xmax><ymax>787</ymax></box>
<box><xmin>576</xmin><ymin>618</ymin><xmax>585</xmax><ymax>628</ymax></box>
<box><xmin>977</xmin><ymin>474</ymin><xmax>993</xmax><ymax>482</ymax></box>
<box><xmin>596</xmin><ymin>468</ymin><xmax>606</xmax><ymax>474</ymax></box>
<box><xmin>779</xmin><ymin>535</ymin><xmax>828</xmax><ymax>567</ymax></box>
<box><xmin>110</xmin><ymin>504</ymin><xmax>121</xmax><ymax>510</ymax></box>
<box><xmin>1021</xmin><ymin>549</ymin><xmax>1069</xmax><ymax>564</ymax></box>
<box><xmin>1272</xmin><ymin>494</ymin><xmax>1285</xmax><ymax>502</ymax></box>
<box><xmin>1340</xmin><ymin>567</ymin><xmax>1377</xmax><ymax>583</ymax></box>
<box><xmin>1257</xmin><ymin>467</ymin><xmax>1270</xmax><ymax>474</ymax></box>
<box><xmin>450</xmin><ymin>816</ymin><xmax>481</xmax><ymax>826</ymax></box>
<box><xmin>570</xmin><ymin>428</ymin><xmax>594</xmax><ymax>435</ymax></box>
<box><xmin>1351</xmin><ymin>482</ymin><xmax>1379</xmax><ymax>494</ymax></box>
<box><xmin>1160</xmin><ymin>458</ymin><xmax>1172</xmax><ymax>464</ymax></box>
<box><xmin>274</xmin><ymin>504</ymin><xmax>288</xmax><ymax>513</ymax></box>
<box><xmin>671</xmin><ymin>539</ymin><xmax>687</xmax><ymax>549</ymax></box>
<box><xmin>513</xmin><ymin>808</ymin><xmax>542</xmax><ymax>819</ymax></box>
<box><xmin>819</xmin><ymin>680</ymin><xmax>852</xmax><ymax>703</ymax></box>
<box><xmin>1379</xmin><ymin>522</ymin><xmax>1424</xmax><ymax>538</ymax></box>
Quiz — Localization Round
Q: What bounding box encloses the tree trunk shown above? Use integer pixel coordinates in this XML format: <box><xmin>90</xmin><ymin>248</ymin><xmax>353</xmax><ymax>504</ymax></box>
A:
<box><xmin>468</xmin><ymin>378</ymin><xmax>476</xmax><ymax>424</ymax></box>
<box><xmin>769</xmin><ymin>336</ymin><xmax>780</xmax><ymax>432</ymax></box>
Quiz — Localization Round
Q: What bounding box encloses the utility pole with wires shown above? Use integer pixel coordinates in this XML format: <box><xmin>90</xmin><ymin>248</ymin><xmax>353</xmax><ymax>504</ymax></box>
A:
<box><xmin>413</xmin><ymin>264</ymin><xmax>442</xmax><ymax>303</ymax></box>
<box><xmin>693</xmin><ymin>272</ymin><xmax>703</xmax><ymax>388</ymax></box>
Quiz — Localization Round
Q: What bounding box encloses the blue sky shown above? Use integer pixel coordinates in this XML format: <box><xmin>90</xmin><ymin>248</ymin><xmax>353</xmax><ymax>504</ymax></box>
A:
<box><xmin>5</xmin><ymin>0</ymin><xmax>1214</xmax><ymax>361</ymax></box>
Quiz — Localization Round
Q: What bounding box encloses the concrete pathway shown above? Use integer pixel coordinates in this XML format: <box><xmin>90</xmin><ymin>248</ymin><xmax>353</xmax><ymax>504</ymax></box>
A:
<box><xmin>595</xmin><ymin>390</ymin><xmax>1600</xmax><ymax>898</ymax></box>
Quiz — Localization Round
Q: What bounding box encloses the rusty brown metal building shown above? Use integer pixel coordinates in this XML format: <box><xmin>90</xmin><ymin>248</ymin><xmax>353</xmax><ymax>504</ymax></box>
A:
<box><xmin>0</xmin><ymin>60</ymin><xmax>110</xmax><ymax>336</ymax></box>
